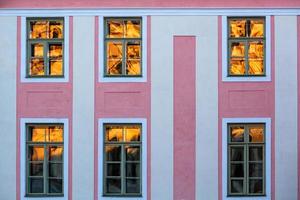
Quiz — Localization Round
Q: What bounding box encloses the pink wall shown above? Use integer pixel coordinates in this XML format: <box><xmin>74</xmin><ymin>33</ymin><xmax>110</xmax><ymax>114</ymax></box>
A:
<box><xmin>1</xmin><ymin>0</ymin><xmax>300</xmax><ymax>8</ymax></box>
<box><xmin>298</xmin><ymin>15</ymin><xmax>300</xmax><ymax>200</ymax></box>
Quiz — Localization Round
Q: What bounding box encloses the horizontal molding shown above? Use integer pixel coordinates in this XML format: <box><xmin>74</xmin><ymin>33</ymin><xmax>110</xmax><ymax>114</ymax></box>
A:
<box><xmin>0</xmin><ymin>8</ymin><xmax>300</xmax><ymax>16</ymax></box>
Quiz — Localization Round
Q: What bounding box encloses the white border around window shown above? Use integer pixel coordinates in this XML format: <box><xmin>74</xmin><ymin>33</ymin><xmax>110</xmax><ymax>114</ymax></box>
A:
<box><xmin>98</xmin><ymin>16</ymin><xmax>147</xmax><ymax>82</ymax></box>
<box><xmin>20</xmin><ymin>118</ymin><xmax>69</xmax><ymax>200</ymax></box>
<box><xmin>20</xmin><ymin>16</ymin><xmax>69</xmax><ymax>83</ymax></box>
<box><xmin>98</xmin><ymin>118</ymin><xmax>147</xmax><ymax>200</ymax></box>
<box><xmin>222</xmin><ymin>118</ymin><xmax>271</xmax><ymax>200</ymax></box>
<box><xmin>222</xmin><ymin>16</ymin><xmax>271</xmax><ymax>82</ymax></box>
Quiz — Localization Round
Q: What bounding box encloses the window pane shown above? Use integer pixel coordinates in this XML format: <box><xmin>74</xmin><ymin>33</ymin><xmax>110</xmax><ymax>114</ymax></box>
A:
<box><xmin>248</xmin><ymin>59</ymin><xmax>264</xmax><ymax>75</ymax></box>
<box><xmin>31</xmin><ymin>43</ymin><xmax>44</xmax><ymax>57</ymax></box>
<box><xmin>105</xmin><ymin>146</ymin><xmax>121</xmax><ymax>161</ymax></box>
<box><xmin>230</xmin><ymin>59</ymin><xmax>245</xmax><ymax>75</ymax></box>
<box><xmin>125</xmin><ymin>20</ymin><xmax>141</xmax><ymax>38</ymax></box>
<box><xmin>29</xmin><ymin>163</ymin><xmax>43</xmax><ymax>176</ymax></box>
<box><xmin>230</xmin><ymin>126</ymin><xmax>244</xmax><ymax>142</ymax></box>
<box><xmin>49</xmin><ymin>163</ymin><xmax>63</xmax><ymax>178</ymax></box>
<box><xmin>49</xmin><ymin>126</ymin><xmax>63</xmax><ymax>142</ymax></box>
<box><xmin>29</xmin><ymin>146</ymin><xmax>44</xmax><ymax>161</ymax></box>
<box><xmin>126</xmin><ymin>60</ymin><xmax>141</xmax><ymax>75</ymax></box>
<box><xmin>107</xmin><ymin>59</ymin><xmax>122</xmax><ymax>75</ymax></box>
<box><xmin>230</xmin><ymin>147</ymin><xmax>244</xmax><ymax>161</ymax></box>
<box><xmin>107</xmin><ymin>163</ymin><xmax>121</xmax><ymax>176</ymax></box>
<box><xmin>49</xmin><ymin>146</ymin><xmax>63</xmax><ymax>161</ymax></box>
<box><xmin>230</xmin><ymin>20</ymin><xmax>246</xmax><ymax>38</ymax></box>
<box><xmin>126</xmin><ymin>163</ymin><xmax>140</xmax><ymax>177</ymax></box>
<box><xmin>107</xmin><ymin>42</ymin><xmax>122</xmax><ymax>59</ymax></box>
<box><xmin>105</xmin><ymin>126</ymin><xmax>123</xmax><ymax>142</ymax></box>
<box><xmin>106</xmin><ymin>178</ymin><xmax>121</xmax><ymax>193</ymax></box>
<box><xmin>30</xmin><ymin>21</ymin><xmax>48</xmax><ymax>39</ymax></box>
<box><xmin>49</xmin><ymin>44</ymin><xmax>63</xmax><ymax>58</ymax></box>
<box><xmin>230</xmin><ymin>163</ymin><xmax>244</xmax><ymax>177</ymax></box>
<box><xmin>126</xmin><ymin>41</ymin><xmax>141</xmax><ymax>59</ymax></box>
<box><xmin>49</xmin><ymin>179</ymin><xmax>63</xmax><ymax>193</ymax></box>
<box><xmin>249</xmin><ymin>179</ymin><xmax>263</xmax><ymax>194</ymax></box>
<box><xmin>49</xmin><ymin>21</ymin><xmax>63</xmax><ymax>39</ymax></box>
<box><xmin>248</xmin><ymin>42</ymin><xmax>264</xmax><ymax>58</ymax></box>
<box><xmin>249</xmin><ymin>127</ymin><xmax>264</xmax><ymax>142</ymax></box>
<box><xmin>231</xmin><ymin>180</ymin><xmax>243</xmax><ymax>194</ymax></box>
<box><xmin>29</xmin><ymin>178</ymin><xmax>44</xmax><ymax>193</ymax></box>
<box><xmin>126</xmin><ymin>179</ymin><xmax>140</xmax><ymax>193</ymax></box>
<box><xmin>126</xmin><ymin>146</ymin><xmax>140</xmax><ymax>161</ymax></box>
<box><xmin>107</xmin><ymin>20</ymin><xmax>123</xmax><ymax>38</ymax></box>
<box><xmin>249</xmin><ymin>146</ymin><xmax>263</xmax><ymax>161</ymax></box>
<box><xmin>30</xmin><ymin>58</ymin><xmax>45</xmax><ymax>75</ymax></box>
<box><xmin>230</xmin><ymin>42</ymin><xmax>245</xmax><ymax>57</ymax></box>
<box><xmin>49</xmin><ymin>60</ymin><xmax>63</xmax><ymax>75</ymax></box>
<box><xmin>250</xmin><ymin>20</ymin><xmax>264</xmax><ymax>37</ymax></box>
<box><xmin>28</xmin><ymin>127</ymin><xmax>46</xmax><ymax>142</ymax></box>
<box><xmin>125</xmin><ymin>126</ymin><xmax>141</xmax><ymax>142</ymax></box>
<box><xmin>249</xmin><ymin>163</ymin><xmax>263</xmax><ymax>177</ymax></box>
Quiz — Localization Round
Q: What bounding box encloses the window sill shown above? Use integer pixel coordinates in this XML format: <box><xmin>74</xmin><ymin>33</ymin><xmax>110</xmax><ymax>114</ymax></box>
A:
<box><xmin>222</xmin><ymin>76</ymin><xmax>271</xmax><ymax>82</ymax></box>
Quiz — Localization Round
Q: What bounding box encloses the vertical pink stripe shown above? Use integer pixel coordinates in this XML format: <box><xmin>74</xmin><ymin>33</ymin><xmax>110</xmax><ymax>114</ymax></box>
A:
<box><xmin>297</xmin><ymin>15</ymin><xmax>300</xmax><ymax>200</ymax></box>
<box><xmin>173</xmin><ymin>36</ymin><xmax>196</xmax><ymax>200</ymax></box>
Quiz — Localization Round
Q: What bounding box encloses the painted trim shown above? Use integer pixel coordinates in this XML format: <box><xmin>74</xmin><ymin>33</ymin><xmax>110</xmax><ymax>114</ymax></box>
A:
<box><xmin>98</xmin><ymin>16</ymin><xmax>147</xmax><ymax>82</ymax></box>
<box><xmin>1</xmin><ymin>8</ymin><xmax>300</xmax><ymax>16</ymax></box>
<box><xmin>20</xmin><ymin>16</ymin><xmax>69</xmax><ymax>83</ymax></box>
<box><xmin>298</xmin><ymin>15</ymin><xmax>300</xmax><ymax>200</ymax></box>
<box><xmin>222</xmin><ymin>118</ymin><xmax>271</xmax><ymax>200</ymax></box>
<box><xmin>222</xmin><ymin>16</ymin><xmax>271</xmax><ymax>82</ymax></box>
<box><xmin>98</xmin><ymin>118</ymin><xmax>147</xmax><ymax>200</ymax></box>
<box><xmin>20</xmin><ymin>118</ymin><xmax>69</xmax><ymax>200</ymax></box>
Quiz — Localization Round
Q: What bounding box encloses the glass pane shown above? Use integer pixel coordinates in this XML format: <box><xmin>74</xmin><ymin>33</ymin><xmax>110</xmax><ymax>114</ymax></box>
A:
<box><xmin>29</xmin><ymin>178</ymin><xmax>44</xmax><ymax>193</ymax></box>
<box><xmin>125</xmin><ymin>126</ymin><xmax>141</xmax><ymax>141</ymax></box>
<box><xmin>230</xmin><ymin>42</ymin><xmax>245</xmax><ymax>57</ymax></box>
<box><xmin>29</xmin><ymin>163</ymin><xmax>43</xmax><ymax>176</ymax></box>
<box><xmin>106</xmin><ymin>178</ymin><xmax>121</xmax><ymax>193</ymax></box>
<box><xmin>30</xmin><ymin>58</ymin><xmax>45</xmax><ymax>75</ymax></box>
<box><xmin>125</xmin><ymin>20</ymin><xmax>141</xmax><ymax>38</ymax></box>
<box><xmin>49</xmin><ymin>163</ymin><xmax>62</xmax><ymax>178</ymax></box>
<box><xmin>248</xmin><ymin>59</ymin><xmax>264</xmax><ymax>75</ymax></box>
<box><xmin>127</xmin><ymin>41</ymin><xmax>141</xmax><ymax>59</ymax></box>
<box><xmin>249</xmin><ymin>146</ymin><xmax>263</xmax><ymax>161</ymax></box>
<box><xmin>29</xmin><ymin>127</ymin><xmax>46</xmax><ymax>142</ymax></box>
<box><xmin>249</xmin><ymin>179</ymin><xmax>263</xmax><ymax>194</ymax></box>
<box><xmin>107</xmin><ymin>59</ymin><xmax>122</xmax><ymax>75</ymax></box>
<box><xmin>229</xmin><ymin>59</ymin><xmax>245</xmax><ymax>75</ymax></box>
<box><xmin>49</xmin><ymin>126</ymin><xmax>63</xmax><ymax>142</ymax></box>
<box><xmin>49</xmin><ymin>44</ymin><xmax>63</xmax><ymax>58</ymax></box>
<box><xmin>31</xmin><ymin>43</ymin><xmax>44</xmax><ymax>57</ymax></box>
<box><xmin>126</xmin><ymin>146</ymin><xmax>140</xmax><ymax>161</ymax></box>
<box><xmin>230</xmin><ymin>147</ymin><xmax>244</xmax><ymax>161</ymax></box>
<box><xmin>49</xmin><ymin>21</ymin><xmax>63</xmax><ymax>39</ymax></box>
<box><xmin>49</xmin><ymin>179</ymin><xmax>63</xmax><ymax>193</ymax></box>
<box><xmin>49</xmin><ymin>60</ymin><xmax>63</xmax><ymax>75</ymax></box>
<box><xmin>107</xmin><ymin>163</ymin><xmax>121</xmax><ymax>176</ymax></box>
<box><xmin>126</xmin><ymin>163</ymin><xmax>140</xmax><ymax>177</ymax></box>
<box><xmin>126</xmin><ymin>179</ymin><xmax>140</xmax><ymax>193</ymax></box>
<box><xmin>250</xmin><ymin>20</ymin><xmax>264</xmax><ymax>37</ymax></box>
<box><xmin>49</xmin><ymin>146</ymin><xmax>63</xmax><ymax>161</ymax></box>
<box><xmin>107</xmin><ymin>42</ymin><xmax>122</xmax><ymax>59</ymax></box>
<box><xmin>249</xmin><ymin>127</ymin><xmax>264</xmax><ymax>142</ymax></box>
<box><xmin>105</xmin><ymin>146</ymin><xmax>121</xmax><ymax>161</ymax></box>
<box><xmin>107</xmin><ymin>20</ymin><xmax>123</xmax><ymax>38</ymax></box>
<box><xmin>230</xmin><ymin>126</ymin><xmax>244</xmax><ymax>142</ymax></box>
<box><xmin>248</xmin><ymin>42</ymin><xmax>264</xmax><ymax>58</ymax></box>
<box><xmin>126</xmin><ymin>60</ymin><xmax>141</xmax><ymax>75</ymax></box>
<box><xmin>230</xmin><ymin>163</ymin><xmax>244</xmax><ymax>177</ymax></box>
<box><xmin>30</xmin><ymin>21</ymin><xmax>48</xmax><ymax>39</ymax></box>
<box><xmin>105</xmin><ymin>126</ymin><xmax>123</xmax><ymax>141</ymax></box>
<box><xmin>231</xmin><ymin>180</ymin><xmax>243</xmax><ymax>194</ymax></box>
<box><xmin>230</xmin><ymin>19</ymin><xmax>246</xmax><ymax>38</ymax></box>
<box><xmin>29</xmin><ymin>146</ymin><xmax>44</xmax><ymax>161</ymax></box>
<box><xmin>249</xmin><ymin>163</ymin><xmax>263</xmax><ymax>177</ymax></box>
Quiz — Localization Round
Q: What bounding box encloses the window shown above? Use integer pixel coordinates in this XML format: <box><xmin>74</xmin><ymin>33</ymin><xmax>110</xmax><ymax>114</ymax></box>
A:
<box><xmin>27</xmin><ymin>18</ymin><xmax>64</xmax><ymax>77</ymax></box>
<box><xmin>103</xmin><ymin>124</ymin><xmax>142</xmax><ymax>196</ymax></box>
<box><xmin>104</xmin><ymin>17</ymin><xmax>142</xmax><ymax>77</ymax></box>
<box><xmin>228</xmin><ymin>123</ymin><xmax>265</xmax><ymax>196</ymax></box>
<box><xmin>26</xmin><ymin>124</ymin><xmax>64</xmax><ymax>196</ymax></box>
<box><xmin>227</xmin><ymin>17</ymin><xmax>265</xmax><ymax>76</ymax></box>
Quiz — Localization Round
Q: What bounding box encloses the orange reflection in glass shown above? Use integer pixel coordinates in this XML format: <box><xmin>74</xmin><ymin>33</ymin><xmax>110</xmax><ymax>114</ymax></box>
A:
<box><xmin>32</xmin><ymin>43</ymin><xmax>44</xmax><ymax>57</ymax></box>
<box><xmin>230</xmin><ymin>20</ymin><xmax>246</xmax><ymax>38</ymax></box>
<box><xmin>125</xmin><ymin>126</ymin><xmax>141</xmax><ymax>141</ymax></box>
<box><xmin>30</xmin><ymin>146</ymin><xmax>44</xmax><ymax>161</ymax></box>
<box><xmin>126</xmin><ymin>60</ymin><xmax>141</xmax><ymax>75</ymax></box>
<box><xmin>230</xmin><ymin>59</ymin><xmax>245</xmax><ymax>75</ymax></box>
<box><xmin>248</xmin><ymin>60</ymin><xmax>264</xmax><ymax>75</ymax></box>
<box><xmin>125</xmin><ymin>20</ymin><xmax>141</xmax><ymax>38</ymax></box>
<box><xmin>49</xmin><ymin>146</ymin><xmax>63</xmax><ymax>161</ymax></box>
<box><xmin>30</xmin><ymin>21</ymin><xmax>48</xmax><ymax>39</ymax></box>
<box><xmin>31</xmin><ymin>128</ymin><xmax>45</xmax><ymax>142</ymax></box>
<box><xmin>231</xmin><ymin>127</ymin><xmax>244</xmax><ymax>142</ymax></box>
<box><xmin>250</xmin><ymin>20</ymin><xmax>264</xmax><ymax>37</ymax></box>
<box><xmin>49</xmin><ymin>44</ymin><xmax>63</xmax><ymax>58</ymax></box>
<box><xmin>49</xmin><ymin>21</ymin><xmax>63</xmax><ymax>39</ymax></box>
<box><xmin>30</xmin><ymin>58</ymin><xmax>45</xmax><ymax>75</ymax></box>
<box><xmin>107</xmin><ymin>42</ymin><xmax>122</xmax><ymax>59</ymax></box>
<box><xmin>49</xmin><ymin>60</ymin><xmax>63</xmax><ymax>75</ymax></box>
<box><xmin>249</xmin><ymin>127</ymin><xmax>264</xmax><ymax>142</ymax></box>
<box><xmin>107</xmin><ymin>21</ymin><xmax>124</xmax><ymax>38</ymax></box>
<box><xmin>231</xmin><ymin>42</ymin><xmax>245</xmax><ymax>57</ymax></box>
<box><xmin>106</xmin><ymin>127</ymin><xmax>123</xmax><ymax>141</ymax></box>
<box><xmin>49</xmin><ymin>126</ymin><xmax>63</xmax><ymax>142</ymax></box>
<box><xmin>248</xmin><ymin>42</ymin><xmax>264</xmax><ymax>58</ymax></box>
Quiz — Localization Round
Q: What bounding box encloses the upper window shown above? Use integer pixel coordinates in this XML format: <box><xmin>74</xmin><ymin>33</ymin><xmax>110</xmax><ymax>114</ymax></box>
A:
<box><xmin>228</xmin><ymin>17</ymin><xmax>265</xmax><ymax>77</ymax></box>
<box><xmin>104</xmin><ymin>17</ymin><xmax>142</xmax><ymax>77</ymax></box>
<box><xmin>27</xmin><ymin>18</ymin><xmax>64</xmax><ymax>77</ymax></box>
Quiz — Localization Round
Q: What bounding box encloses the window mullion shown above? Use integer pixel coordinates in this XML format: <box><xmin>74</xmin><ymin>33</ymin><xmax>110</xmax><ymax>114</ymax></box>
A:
<box><xmin>44</xmin><ymin>144</ymin><xmax>47</xmax><ymax>195</ymax></box>
<box><xmin>123</xmin><ymin>40</ymin><xmax>126</xmax><ymax>75</ymax></box>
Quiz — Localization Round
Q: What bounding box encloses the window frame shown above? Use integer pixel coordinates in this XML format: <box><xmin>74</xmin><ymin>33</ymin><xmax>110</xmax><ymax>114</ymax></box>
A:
<box><xmin>222</xmin><ymin>118</ymin><xmax>271</xmax><ymax>200</ymax></box>
<box><xmin>98</xmin><ymin>118</ymin><xmax>147</xmax><ymax>200</ymax></box>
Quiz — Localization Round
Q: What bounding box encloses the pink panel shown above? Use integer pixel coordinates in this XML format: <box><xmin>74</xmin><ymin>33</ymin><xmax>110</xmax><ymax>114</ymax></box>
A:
<box><xmin>173</xmin><ymin>36</ymin><xmax>196</xmax><ymax>200</ymax></box>
<box><xmin>1</xmin><ymin>0</ymin><xmax>300</xmax><ymax>8</ymax></box>
<box><xmin>298</xmin><ymin>15</ymin><xmax>300</xmax><ymax>200</ymax></box>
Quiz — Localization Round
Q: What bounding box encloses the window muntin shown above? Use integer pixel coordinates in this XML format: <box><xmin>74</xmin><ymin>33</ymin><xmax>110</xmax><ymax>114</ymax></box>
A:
<box><xmin>104</xmin><ymin>18</ymin><xmax>142</xmax><ymax>77</ymax></box>
<box><xmin>27</xmin><ymin>18</ymin><xmax>64</xmax><ymax>77</ymax></box>
<box><xmin>103</xmin><ymin>124</ymin><xmax>142</xmax><ymax>196</ymax></box>
<box><xmin>228</xmin><ymin>123</ymin><xmax>265</xmax><ymax>196</ymax></box>
<box><xmin>26</xmin><ymin>124</ymin><xmax>64</xmax><ymax>196</ymax></box>
<box><xmin>228</xmin><ymin>17</ymin><xmax>265</xmax><ymax>76</ymax></box>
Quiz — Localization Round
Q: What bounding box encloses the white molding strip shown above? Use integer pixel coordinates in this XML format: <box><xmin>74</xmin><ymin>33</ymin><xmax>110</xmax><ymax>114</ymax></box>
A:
<box><xmin>0</xmin><ymin>8</ymin><xmax>300</xmax><ymax>16</ymax></box>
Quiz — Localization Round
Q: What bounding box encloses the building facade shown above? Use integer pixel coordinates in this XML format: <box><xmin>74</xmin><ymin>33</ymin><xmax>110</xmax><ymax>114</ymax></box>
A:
<box><xmin>0</xmin><ymin>0</ymin><xmax>299</xmax><ymax>200</ymax></box>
